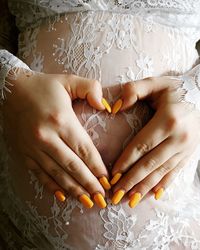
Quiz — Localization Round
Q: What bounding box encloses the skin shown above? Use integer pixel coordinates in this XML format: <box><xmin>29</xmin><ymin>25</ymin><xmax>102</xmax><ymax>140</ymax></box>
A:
<box><xmin>112</xmin><ymin>76</ymin><xmax>200</xmax><ymax>201</ymax></box>
<box><xmin>2</xmin><ymin>68</ymin><xmax>109</xmax><ymax>200</ymax></box>
<box><xmin>3</xmin><ymin>70</ymin><xmax>200</xmax><ymax>206</ymax></box>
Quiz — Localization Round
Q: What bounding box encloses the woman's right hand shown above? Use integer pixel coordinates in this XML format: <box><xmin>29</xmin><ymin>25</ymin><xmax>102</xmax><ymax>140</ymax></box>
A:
<box><xmin>2</xmin><ymin>69</ymin><xmax>110</xmax><ymax>208</ymax></box>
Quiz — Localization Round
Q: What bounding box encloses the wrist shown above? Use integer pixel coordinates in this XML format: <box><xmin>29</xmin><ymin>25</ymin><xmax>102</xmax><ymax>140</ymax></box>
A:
<box><xmin>1</xmin><ymin>66</ymin><xmax>34</xmax><ymax>103</ymax></box>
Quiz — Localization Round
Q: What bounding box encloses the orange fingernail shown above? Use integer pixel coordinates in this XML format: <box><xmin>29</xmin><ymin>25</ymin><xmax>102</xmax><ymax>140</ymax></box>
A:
<box><xmin>99</xmin><ymin>176</ymin><xmax>111</xmax><ymax>190</ymax></box>
<box><xmin>55</xmin><ymin>191</ymin><xmax>66</xmax><ymax>202</ymax></box>
<box><xmin>112</xmin><ymin>99</ymin><xmax>123</xmax><ymax>114</ymax></box>
<box><xmin>112</xmin><ymin>189</ymin><xmax>125</xmax><ymax>205</ymax></box>
<box><xmin>110</xmin><ymin>173</ymin><xmax>122</xmax><ymax>185</ymax></box>
<box><xmin>129</xmin><ymin>192</ymin><xmax>142</xmax><ymax>208</ymax></box>
<box><xmin>154</xmin><ymin>188</ymin><xmax>164</xmax><ymax>200</ymax></box>
<box><xmin>79</xmin><ymin>194</ymin><xmax>94</xmax><ymax>208</ymax></box>
<box><xmin>102</xmin><ymin>98</ymin><xmax>111</xmax><ymax>113</ymax></box>
<box><xmin>93</xmin><ymin>193</ymin><xmax>107</xmax><ymax>208</ymax></box>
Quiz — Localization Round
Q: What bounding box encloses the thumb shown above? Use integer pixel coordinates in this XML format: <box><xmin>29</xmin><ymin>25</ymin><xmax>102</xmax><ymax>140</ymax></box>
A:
<box><xmin>119</xmin><ymin>76</ymin><xmax>178</xmax><ymax>111</ymax></box>
<box><xmin>63</xmin><ymin>74</ymin><xmax>105</xmax><ymax>110</ymax></box>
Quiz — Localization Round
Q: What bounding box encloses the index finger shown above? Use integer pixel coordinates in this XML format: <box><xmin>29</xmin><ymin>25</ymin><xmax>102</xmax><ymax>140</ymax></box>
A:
<box><xmin>111</xmin><ymin>109</ymin><xmax>169</xmax><ymax>183</ymax></box>
<box><xmin>60</xmin><ymin>109</ymin><xmax>111</xmax><ymax>190</ymax></box>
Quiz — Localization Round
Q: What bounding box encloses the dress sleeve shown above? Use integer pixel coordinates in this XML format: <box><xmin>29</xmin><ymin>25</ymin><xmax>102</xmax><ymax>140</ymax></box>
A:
<box><xmin>0</xmin><ymin>0</ymin><xmax>30</xmax><ymax>102</ymax></box>
<box><xmin>179</xmin><ymin>63</ymin><xmax>200</xmax><ymax>111</ymax></box>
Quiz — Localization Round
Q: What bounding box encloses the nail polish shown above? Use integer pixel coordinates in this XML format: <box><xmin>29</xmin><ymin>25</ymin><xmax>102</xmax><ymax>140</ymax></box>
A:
<box><xmin>102</xmin><ymin>98</ymin><xmax>111</xmax><ymax>113</ymax></box>
<box><xmin>93</xmin><ymin>193</ymin><xmax>107</xmax><ymax>208</ymax></box>
<box><xmin>112</xmin><ymin>99</ymin><xmax>123</xmax><ymax>114</ymax></box>
<box><xmin>112</xmin><ymin>189</ymin><xmax>125</xmax><ymax>205</ymax></box>
<box><xmin>110</xmin><ymin>173</ymin><xmax>122</xmax><ymax>185</ymax></box>
<box><xmin>79</xmin><ymin>194</ymin><xmax>94</xmax><ymax>208</ymax></box>
<box><xmin>129</xmin><ymin>192</ymin><xmax>141</xmax><ymax>208</ymax></box>
<box><xmin>55</xmin><ymin>191</ymin><xmax>66</xmax><ymax>202</ymax></box>
<box><xmin>99</xmin><ymin>176</ymin><xmax>111</xmax><ymax>190</ymax></box>
<box><xmin>155</xmin><ymin>188</ymin><xmax>164</xmax><ymax>200</ymax></box>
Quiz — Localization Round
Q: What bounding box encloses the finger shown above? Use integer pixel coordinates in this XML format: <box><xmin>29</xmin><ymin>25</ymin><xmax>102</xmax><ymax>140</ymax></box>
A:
<box><xmin>119</xmin><ymin>76</ymin><xmax>182</xmax><ymax>110</ymax></box>
<box><xmin>112</xmin><ymin>137</ymin><xmax>179</xmax><ymax>204</ymax></box>
<box><xmin>32</xmin><ymin>151</ymin><xmax>97</xmax><ymax>207</ymax></box>
<box><xmin>152</xmin><ymin>156</ymin><xmax>190</xmax><ymax>195</ymax></box>
<box><xmin>127</xmin><ymin>153</ymin><xmax>182</xmax><ymax>208</ymax></box>
<box><xmin>41</xmin><ymin>134</ymin><xmax>107</xmax><ymax>208</ymax></box>
<box><xmin>40</xmin><ymin>148</ymin><xmax>107</xmax><ymax>208</ymax></box>
<box><xmin>112</xmin><ymin>109</ymin><xmax>169</xmax><ymax>178</ymax></box>
<box><xmin>34</xmin><ymin>153</ymin><xmax>97</xmax><ymax>208</ymax></box>
<box><xmin>62</xmin><ymin>74</ymin><xmax>105</xmax><ymax>110</ymax></box>
<box><xmin>60</xmin><ymin>110</ymin><xmax>110</xmax><ymax>189</ymax></box>
<box><xmin>111</xmin><ymin>101</ymin><xmax>190</xmax><ymax>182</ymax></box>
<box><xmin>24</xmin><ymin>156</ymin><xmax>67</xmax><ymax>202</ymax></box>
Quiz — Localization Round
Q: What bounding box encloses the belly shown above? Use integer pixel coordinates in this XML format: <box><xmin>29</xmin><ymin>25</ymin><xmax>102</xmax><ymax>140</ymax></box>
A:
<box><xmin>17</xmin><ymin>12</ymin><xmax>198</xmax><ymax>167</ymax></box>
<box><xmin>1</xmin><ymin>11</ymin><xmax>200</xmax><ymax>250</ymax></box>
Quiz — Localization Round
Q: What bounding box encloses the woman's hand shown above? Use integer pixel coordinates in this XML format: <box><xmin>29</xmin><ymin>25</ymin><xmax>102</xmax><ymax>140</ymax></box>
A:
<box><xmin>2</xmin><ymin>68</ymin><xmax>110</xmax><ymax>208</ymax></box>
<box><xmin>110</xmin><ymin>76</ymin><xmax>200</xmax><ymax>207</ymax></box>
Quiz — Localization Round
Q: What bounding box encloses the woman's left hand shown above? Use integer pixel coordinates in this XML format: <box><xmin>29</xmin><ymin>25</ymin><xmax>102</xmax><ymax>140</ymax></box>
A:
<box><xmin>111</xmin><ymin>76</ymin><xmax>200</xmax><ymax>207</ymax></box>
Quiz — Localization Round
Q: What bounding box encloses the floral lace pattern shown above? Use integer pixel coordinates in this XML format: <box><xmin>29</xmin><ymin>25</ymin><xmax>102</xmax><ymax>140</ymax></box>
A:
<box><xmin>6</xmin><ymin>0</ymin><xmax>200</xmax><ymax>31</ymax></box>
<box><xmin>0</xmin><ymin>50</ymin><xmax>30</xmax><ymax>101</ymax></box>
<box><xmin>1</xmin><ymin>1</ymin><xmax>200</xmax><ymax>250</ymax></box>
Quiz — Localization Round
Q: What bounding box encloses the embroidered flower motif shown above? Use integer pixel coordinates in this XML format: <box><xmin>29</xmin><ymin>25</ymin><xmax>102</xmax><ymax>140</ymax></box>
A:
<box><xmin>98</xmin><ymin>203</ymin><xmax>138</xmax><ymax>249</ymax></box>
<box><xmin>30</xmin><ymin>53</ymin><xmax>44</xmax><ymax>72</ymax></box>
<box><xmin>136</xmin><ymin>54</ymin><xmax>154</xmax><ymax>78</ymax></box>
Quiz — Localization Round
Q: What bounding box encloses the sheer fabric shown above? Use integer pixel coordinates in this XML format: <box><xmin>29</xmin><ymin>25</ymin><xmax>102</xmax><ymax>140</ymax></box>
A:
<box><xmin>1</xmin><ymin>1</ymin><xmax>200</xmax><ymax>249</ymax></box>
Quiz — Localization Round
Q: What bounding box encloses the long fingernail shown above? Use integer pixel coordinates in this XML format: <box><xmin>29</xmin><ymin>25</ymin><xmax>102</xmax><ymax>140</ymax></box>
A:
<box><xmin>112</xmin><ymin>99</ymin><xmax>123</xmax><ymax>114</ymax></box>
<box><xmin>79</xmin><ymin>194</ymin><xmax>94</xmax><ymax>208</ymax></box>
<box><xmin>154</xmin><ymin>188</ymin><xmax>164</xmax><ymax>200</ymax></box>
<box><xmin>112</xmin><ymin>189</ymin><xmax>125</xmax><ymax>205</ymax></box>
<box><xmin>129</xmin><ymin>192</ymin><xmax>141</xmax><ymax>208</ymax></box>
<box><xmin>55</xmin><ymin>191</ymin><xmax>66</xmax><ymax>202</ymax></box>
<box><xmin>110</xmin><ymin>173</ymin><xmax>122</xmax><ymax>185</ymax></box>
<box><xmin>99</xmin><ymin>176</ymin><xmax>111</xmax><ymax>190</ymax></box>
<box><xmin>102</xmin><ymin>98</ymin><xmax>111</xmax><ymax>113</ymax></box>
<box><xmin>93</xmin><ymin>193</ymin><xmax>107</xmax><ymax>208</ymax></box>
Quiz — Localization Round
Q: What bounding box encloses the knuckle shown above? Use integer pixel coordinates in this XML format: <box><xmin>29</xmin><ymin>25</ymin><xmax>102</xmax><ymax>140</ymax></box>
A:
<box><xmin>34</xmin><ymin>127</ymin><xmax>47</xmax><ymax>143</ymax></box>
<box><xmin>158</xmin><ymin>164</ymin><xmax>171</xmax><ymax>176</ymax></box>
<box><xmin>50</xmin><ymin>168</ymin><xmax>63</xmax><ymax>179</ymax></box>
<box><xmin>65</xmin><ymin>160</ymin><xmax>79</xmax><ymax>174</ymax></box>
<box><xmin>143</xmin><ymin>158</ymin><xmax>158</xmax><ymax>172</ymax></box>
<box><xmin>48</xmin><ymin>112</ymin><xmax>66</xmax><ymax>127</ymax></box>
<box><xmin>166</xmin><ymin>110</ymin><xmax>179</xmax><ymax>132</ymax></box>
<box><xmin>76</xmin><ymin>144</ymin><xmax>91</xmax><ymax>160</ymax></box>
<box><xmin>135</xmin><ymin>143</ymin><xmax>150</xmax><ymax>156</ymax></box>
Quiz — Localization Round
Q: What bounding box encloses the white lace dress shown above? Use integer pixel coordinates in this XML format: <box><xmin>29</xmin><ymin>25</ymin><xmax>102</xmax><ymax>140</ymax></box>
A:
<box><xmin>1</xmin><ymin>1</ymin><xmax>200</xmax><ymax>249</ymax></box>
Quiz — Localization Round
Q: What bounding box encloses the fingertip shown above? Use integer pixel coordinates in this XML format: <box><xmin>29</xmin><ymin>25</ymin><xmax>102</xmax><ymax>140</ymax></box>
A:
<box><xmin>110</xmin><ymin>173</ymin><xmax>122</xmax><ymax>185</ymax></box>
<box><xmin>102</xmin><ymin>98</ymin><xmax>112</xmax><ymax>113</ymax></box>
<box><xmin>55</xmin><ymin>190</ymin><xmax>66</xmax><ymax>202</ymax></box>
<box><xmin>99</xmin><ymin>176</ymin><xmax>111</xmax><ymax>190</ymax></box>
<box><xmin>154</xmin><ymin>187</ymin><xmax>164</xmax><ymax>200</ymax></box>
<box><xmin>87</xmin><ymin>92</ymin><xmax>106</xmax><ymax>110</ymax></box>
<box><xmin>120</xmin><ymin>82</ymin><xmax>138</xmax><ymax>110</ymax></box>
<box><xmin>112</xmin><ymin>99</ymin><xmax>123</xmax><ymax>114</ymax></box>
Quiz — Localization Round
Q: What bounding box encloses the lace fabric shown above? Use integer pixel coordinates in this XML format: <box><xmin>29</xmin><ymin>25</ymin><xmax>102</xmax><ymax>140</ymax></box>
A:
<box><xmin>1</xmin><ymin>1</ymin><xmax>200</xmax><ymax>250</ymax></box>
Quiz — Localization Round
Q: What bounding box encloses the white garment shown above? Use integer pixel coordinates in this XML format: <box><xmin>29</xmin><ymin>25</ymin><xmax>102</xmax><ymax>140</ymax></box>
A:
<box><xmin>1</xmin><ymin>1</ymin><xmax>200</xmax><ymax>249</ymax></box>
